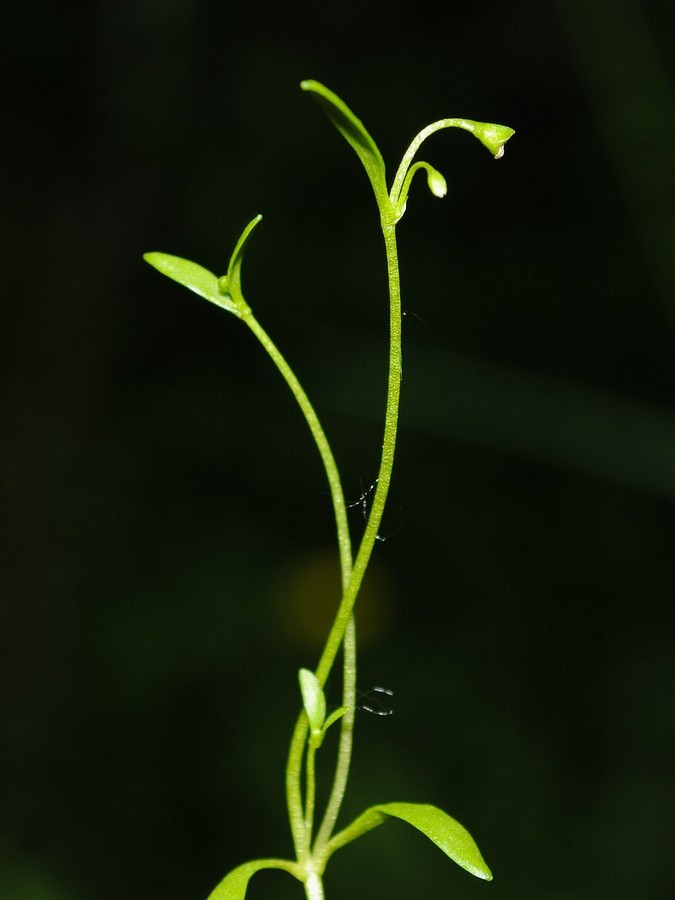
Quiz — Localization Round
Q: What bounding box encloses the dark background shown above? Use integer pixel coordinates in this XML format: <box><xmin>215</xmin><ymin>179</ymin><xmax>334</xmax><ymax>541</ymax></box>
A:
<box><xmin>3</xmin><ymin>1</ymin><xmax>675</xmax><ymax>898</ymax></box>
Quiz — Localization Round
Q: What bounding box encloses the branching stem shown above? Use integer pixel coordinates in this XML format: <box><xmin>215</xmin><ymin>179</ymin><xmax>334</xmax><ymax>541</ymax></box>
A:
<box><xmin>242</xmin><ymin>204</ymin><xmax>403</xmax><ymax>892</ymax></box>
<box><xmin>145</xmin><ymin>80</ymin><xmax>513</xmax><ymax>900</ymax></box>
<box><xmin>240</xmin><ymin>312</ymin><xmax>355</xmax><ymax>863</ymax></box>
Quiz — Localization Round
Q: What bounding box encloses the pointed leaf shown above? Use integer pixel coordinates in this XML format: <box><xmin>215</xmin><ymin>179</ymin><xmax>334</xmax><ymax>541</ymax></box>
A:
<box><xmin>298</xmin><ymin>668</ymin><xmax>326</xmax><ymax>735</ymax></box>
<box><xmin>207</xmin><ymin>859</ymin><xmax>299</xmax><ymax>900</ymax></box>
<box><xmin>143</xmin><ymin>253</ymin><xmax>239</xmax><ymax>315</ymax></box>
<box><xmin>327</xmin><ymin>802</ymin><xmax>492</xmax><ymax>881</ymax></box>
<box><xmin>300</xmin><ymin>80</ymin><xmax>387</xmax><ymax>200</ymax></box>
<box><xmin>376</xmin><ymin>803</ymin><xmax>492</xmax><ymax>880</ymax></box>
<box><xmin>226</xmin><ymin>214</ymin><xmax>263</xmax><ymax>297</ymax></box>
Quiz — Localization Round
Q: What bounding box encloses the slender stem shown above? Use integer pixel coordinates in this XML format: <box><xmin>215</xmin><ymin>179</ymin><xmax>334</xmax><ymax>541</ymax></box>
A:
<box><xmin>240</xmin><ymin>168</ymin><xmax>403</xmax><ymax>880</ymax></box>
<box><xmin>286</xmin><ymin>715</ymin><xmax>310</xmax><ymax>856</ymax></box>
<box><xmin>304</xmin><ymin>741</ymin><xmax>318</xmax><ymax>847</ymax></box>
<box><xmin>314</xmin><ymin>215</ymin><xmax>402</xmax><ymax>690</ymax></box>
<box><xmin>390</xmin><ymin>118</ymin><xmax>477</xmax><ymax>207</ymax></box>
<box><xmin>242</xmin><ymin>312</ymin><xmax>350</xmax><ymax>566</ymax></box>
<box><xmin>314</xmin><ymin>615</ymin><xmax>356</xmax><ymax>851</ymax></box>
<box><xmin>239</xmin><ymin>310</ymin><xmax>357</xmax><ymax>864</ymax></box>
<box><xmin>313</xmin><ymin>211</ymin><xmax>402</xmax><ymax>861</ymax></box>
<box><xmin>304</xmin><ymin>871</ymin><xmax>325</xmax><ymax>900</ymax></box>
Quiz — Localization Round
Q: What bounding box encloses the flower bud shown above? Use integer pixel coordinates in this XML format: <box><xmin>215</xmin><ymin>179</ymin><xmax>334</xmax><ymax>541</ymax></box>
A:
<box><xmin>469</xmin><ymin>121</ymin><xmax>516</xmax><ymax>159</ymax></box>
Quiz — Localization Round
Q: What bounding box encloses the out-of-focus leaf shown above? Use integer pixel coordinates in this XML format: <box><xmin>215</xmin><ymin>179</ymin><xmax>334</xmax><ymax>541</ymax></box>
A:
<box><xmin>207</xmin><ymin>858</ymin><xmax>299</xmax><ymax>900</ymax></box>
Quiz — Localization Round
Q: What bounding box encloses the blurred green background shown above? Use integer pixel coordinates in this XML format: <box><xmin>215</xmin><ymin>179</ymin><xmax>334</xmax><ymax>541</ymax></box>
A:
<box><xmin>2</xmin><ymin>1</ymin><xmax>675</xmax><ymax>898</ymax></box>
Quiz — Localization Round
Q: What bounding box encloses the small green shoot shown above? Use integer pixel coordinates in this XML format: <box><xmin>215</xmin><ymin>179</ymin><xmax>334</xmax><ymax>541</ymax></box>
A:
<box><xmin>145</xmin><ymin>80</ymin><xmax>513</xmax><ymax>900</ymax></box>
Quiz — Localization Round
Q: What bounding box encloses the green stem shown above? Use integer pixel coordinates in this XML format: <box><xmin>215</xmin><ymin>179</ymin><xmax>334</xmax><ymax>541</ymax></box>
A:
<box><xmin>241</xmin><ymin>167</ymin><xmax>403</xmax><ymax>883</ymax></box>
<box><xmin>304</xmin><ymin>741</ymin><xmax>318</xmax><ymax>847</ymax></box>
<box><xmin>390</xmin><ymin>118</ymin><xmax>480</xmax><ymax>207</ymax></box>
<box><xmin>312</xmin><ymin>211</ymin><xmax>401</xmax><ymax>863</ymax></box>
<box><xmin>287</xmin><ymin>714</ymin><xmax>311</xmax><ymax>857</ymax></box>
<box><xmin>314</xmin><ymin>214</ymin><xmax>402</xmax><ymax>691</ymax></box>
<box><xmin>242</xmin><ymin>207</ymin><xmax>403</xmax><ymax>866</ymax></box>
<box><xmin>304</xmin><ymin>871</ymin><xmax>325</xmax><ymax>900</ymax></box>
<box><xmin>241</xmin><ymin>311</ymin><xmax>350</xmax><ymax>566</ymax></box>
<box><xmin>314</xmin><ymin>615</ymin><xmax>356</xmax><ymax>851</ymax></box>
<box><xmin>239</xmin><ymin>310</ymin><xmax>357</xmax><ymax>864</ymax></box>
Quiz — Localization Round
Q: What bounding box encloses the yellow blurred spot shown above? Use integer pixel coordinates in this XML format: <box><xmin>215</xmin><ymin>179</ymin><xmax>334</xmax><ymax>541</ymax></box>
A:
<box><xmin>278</xmin><ymin>548</ymin><xmax>394</xmax><ymax>651</ymax></box>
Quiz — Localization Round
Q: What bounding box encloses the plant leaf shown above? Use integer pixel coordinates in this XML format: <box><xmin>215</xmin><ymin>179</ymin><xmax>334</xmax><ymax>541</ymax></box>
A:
<box><xmin>300</xmin><ymin>80</ymin><xmax>387</xmax><ymax>200</ymax></box>
<box><xmin>322</xmin><ymin>706</ymin><xmax>347</xmax><ymax>734</ymax></box>
<box><xmin>326</xmin><ymin>801</ymin><xmax>492</xmax><ymax>881</ymax></box>
<box><xmin>225</xmin><ymin>214</ymin><xmax>263</xmax><ymax>297</ymax></box>
<box><xmin>143</xmin><ymin>253</ymin><xmax>239</xmax><ymax>315</ymax></box>
<box><xmin>207</xmin><ymin>859</ymin><xmax>299</xmax><ymax>900</ymax></box>
<box><xmin>298</xmin><ymin>668</ymin><xmax>326</xmax><ymax>735</ymax></box>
